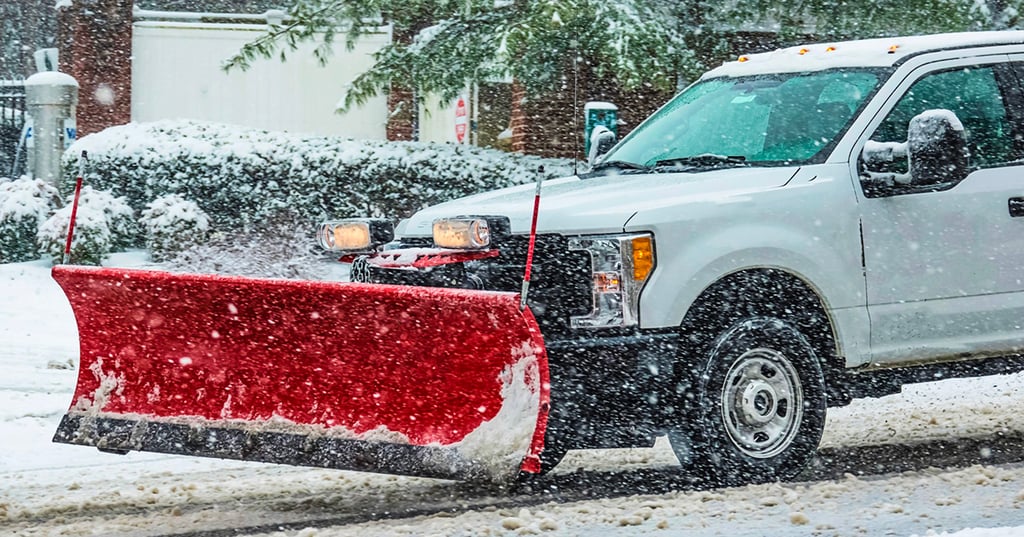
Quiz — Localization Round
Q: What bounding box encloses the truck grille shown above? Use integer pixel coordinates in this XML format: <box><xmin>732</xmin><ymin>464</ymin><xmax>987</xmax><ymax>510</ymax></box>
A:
<box><xmin>362</xmin><ymin>235</ymin><xmax>592</xmax><ymax>336</ymax></box>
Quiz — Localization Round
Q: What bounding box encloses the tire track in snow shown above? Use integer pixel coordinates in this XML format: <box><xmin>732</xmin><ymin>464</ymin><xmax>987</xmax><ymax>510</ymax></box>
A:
<box><xmin>8</xmin><ymin>429</ymin><xmax>1018</xmax><ymax>537</ymax></box>
<box><xmin>169</xmin><ymin>431</ymin><xmax>1024</xmax><ymax>537</ymax></box>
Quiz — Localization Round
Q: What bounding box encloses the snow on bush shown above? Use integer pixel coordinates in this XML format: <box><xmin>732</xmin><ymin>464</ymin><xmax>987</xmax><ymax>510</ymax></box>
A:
<box><xmin>37</xmin><ymin>186</ymin><xmax>135</xmax><ymax>266</ymax></box>
<box><xmin>75</xmin><ymin>186</ymin><xmax>137</xmax><ymax>249</ymax></box>
<box><xmin>62</xmin><ymin>120</ymin><xmax>575</xmax><ymax>235</ymax></box>
<box><xmin>38</xmin><ymin>204</ymin><xmax>110</xmax><ymax>266</ymax></box>
<box><xmin>0</xmin><ymin>178</ymin><xmax>62</xmax><ymax>262</ymax></box>
<box><xmin>140</xmin><ymin>194</ymin><xmax>210</xmax><ymax>262</ymax></box>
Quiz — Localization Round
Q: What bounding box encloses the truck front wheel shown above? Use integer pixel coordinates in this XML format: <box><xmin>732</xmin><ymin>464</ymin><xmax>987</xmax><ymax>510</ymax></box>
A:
<box><xmin>672</xmin><ymin>317</ymin><xmax>827</xmax><ymax>486</ymax></box>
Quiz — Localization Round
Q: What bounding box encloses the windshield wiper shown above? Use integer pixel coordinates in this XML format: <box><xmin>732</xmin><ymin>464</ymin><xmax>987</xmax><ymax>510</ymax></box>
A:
<box><xmin>589</xmin><ymin>160</ymin><xmax>651</xmax><ymax>172</ymax></box>
<box><xmin>653</xmin><ymin>154</ymin><xmax>748</xmax><ymax>170</ymax></box>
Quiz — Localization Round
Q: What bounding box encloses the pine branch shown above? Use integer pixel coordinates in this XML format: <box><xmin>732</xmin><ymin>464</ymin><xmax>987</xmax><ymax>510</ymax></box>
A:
<box><xmin>222</xmin><ymin>0</ymin><xmax>348</xmax><ymax>72</ymax></box>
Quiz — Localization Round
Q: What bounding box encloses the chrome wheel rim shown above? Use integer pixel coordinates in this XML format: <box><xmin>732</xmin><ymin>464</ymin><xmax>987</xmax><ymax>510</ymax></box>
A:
<box><xmin>720</xmin><ymin>348</ymin><xmax>803</xmax><ymax>459</ymax></box>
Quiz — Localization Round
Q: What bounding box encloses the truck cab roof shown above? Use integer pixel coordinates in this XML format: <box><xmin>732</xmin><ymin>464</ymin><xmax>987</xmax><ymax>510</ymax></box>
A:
<box><xmin>707</xmin><ymin>31</ymin><xmax>1024</xmax><ymax>78</ymax></box>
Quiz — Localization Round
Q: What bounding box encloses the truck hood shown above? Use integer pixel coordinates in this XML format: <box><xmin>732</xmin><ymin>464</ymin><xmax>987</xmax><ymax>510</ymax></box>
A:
<box><xmin>399</xmin><ymin>166</ymin><xmax>798</xmax><ymax>237</ymax></box>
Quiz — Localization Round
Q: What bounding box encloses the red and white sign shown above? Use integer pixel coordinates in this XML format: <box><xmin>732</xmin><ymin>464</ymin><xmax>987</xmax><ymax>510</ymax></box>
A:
<box><xmin>454</xmin><ymin>96</ymin><xmax>468</xmax><ymax>143</ymax></box>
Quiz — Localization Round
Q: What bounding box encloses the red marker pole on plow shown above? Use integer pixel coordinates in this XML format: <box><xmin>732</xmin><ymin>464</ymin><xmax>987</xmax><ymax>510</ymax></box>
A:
<box><xmin>62</xmin><ymin>151</ymin><xmax>87</xmax><ymax>265</ymax></box>
<box><xmin>520</xmin><ymin>166</ymin><xmax>544</xmax><ymax>310</ymax></box>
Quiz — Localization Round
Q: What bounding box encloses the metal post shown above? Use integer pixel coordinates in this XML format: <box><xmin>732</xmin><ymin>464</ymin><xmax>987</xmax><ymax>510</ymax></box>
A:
<box><xmin>25</xmin><ymin>72</ymin><xmax>79</xmax><ymax>186</ymax></box>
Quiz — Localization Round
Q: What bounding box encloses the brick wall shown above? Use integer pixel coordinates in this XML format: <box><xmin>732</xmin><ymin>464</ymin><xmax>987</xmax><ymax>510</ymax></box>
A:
<box><xmin>58</xmin><ymin>0</ymin><xmax>133</xmax><ymax>137</ymax></box>
<box><xmin>386</xmin><ymin>83</ymin><xmax>416</xmax><ymax>141</ymax></box>
<box><xmin>510</xmin><ymin>66</ymin><xmax>671</xmax><ymax>159</ymax></box>
<box><xmin>510</xmin><ymin>80</ymin><xmax>577</xmax><ymax>159</ymax></box>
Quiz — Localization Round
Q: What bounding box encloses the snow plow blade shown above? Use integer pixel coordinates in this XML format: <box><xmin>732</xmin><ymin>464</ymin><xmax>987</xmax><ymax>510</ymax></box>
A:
<box><xmin>51</xmin><ymin>265</ymin><xmax>550</xmax><ymax>481</ymax></box>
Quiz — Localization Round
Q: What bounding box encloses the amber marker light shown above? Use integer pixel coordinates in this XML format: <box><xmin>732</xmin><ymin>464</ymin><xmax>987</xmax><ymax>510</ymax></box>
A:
<box><xmin>632</xmin><ymin>236</ymin><xmax>654</xmax><ymax>281</ymax></box>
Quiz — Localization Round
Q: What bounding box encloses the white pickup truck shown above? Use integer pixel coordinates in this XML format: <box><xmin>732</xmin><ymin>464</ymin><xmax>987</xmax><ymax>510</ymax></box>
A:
<box><xmin>319</xmin><ymin>31</ymin><xmax>1024</xmax><ymax>485</ymax></box>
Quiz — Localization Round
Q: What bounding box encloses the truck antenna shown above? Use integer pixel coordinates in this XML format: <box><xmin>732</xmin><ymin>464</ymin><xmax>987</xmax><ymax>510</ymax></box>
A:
<box><xmin>572</xmin><ymin>36</ymin><xmax>580</xmax><ymax>177</ymax></box>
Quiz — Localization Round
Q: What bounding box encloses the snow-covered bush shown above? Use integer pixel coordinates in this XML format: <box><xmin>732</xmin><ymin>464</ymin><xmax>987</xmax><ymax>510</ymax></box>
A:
<box><xmin>75</xmin><ymin>186</ymin><xmax>137</xmax><ymax>249</ymax></box>
<box><xmin>62</xmin><ymin>120</ymin><xmax>575</xmax><ymax>235</ymax></box>
<box><xmin>37</xmin><ymin>204</ymin><xmax>110</xmax><ymax>266</ymax></box>
<box><xmin>140</xmin><ymin>194</ymin><xmax>210</xmax><ymax>262</ymax></box>
<box><xmin>0</xmin><ymin>178</ymin><xmax>62</xmax><ymax>262</ymax></box>
<box><xmin>36</xmin><ymin>186</ymin><xmax>135</xmax><ymax>266</ymax></box>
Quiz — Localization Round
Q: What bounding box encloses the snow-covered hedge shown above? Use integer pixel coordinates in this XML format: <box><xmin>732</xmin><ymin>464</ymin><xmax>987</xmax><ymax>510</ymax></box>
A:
<box><xmin>36</xmin><ymin>186</ymin><xmax>135</xmax><ymax>266</ymax></box>
<box><xmin>63</xmin><ymin>120</ymin><xmax>575</xmax><ymax>236</ymax></box>
<box><xmin>140</xmin><ymin>194</ymin><xmax>210</xmax><ymax>262</ymax></box>
<box><xmin>0</xmin><ymin>179</ymin><xmax>62</xmax><ymax>263</ymax></box>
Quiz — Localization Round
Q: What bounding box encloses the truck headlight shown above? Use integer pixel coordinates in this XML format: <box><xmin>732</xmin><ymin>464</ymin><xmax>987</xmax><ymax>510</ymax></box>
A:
<box><xmin>317</xmin><ymin>219</ymin><xmax>394</xmax><ymax>252</ymax></box>
<box><xmin>569</xmin><ymin>234</ymin><xmax>655</xmax><ymax>329</ymax></box>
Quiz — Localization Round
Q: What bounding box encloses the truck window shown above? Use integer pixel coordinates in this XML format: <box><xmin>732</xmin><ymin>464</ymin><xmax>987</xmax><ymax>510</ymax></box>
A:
<box><xmin>870</xmin><ymin>66</ymin><xmax>1016</xmax><ymax>170</ymax></box>
<box><xmin>603</xmin><ymin>70</ymin><xmax>881</xmax><ymax>169</ymax></box>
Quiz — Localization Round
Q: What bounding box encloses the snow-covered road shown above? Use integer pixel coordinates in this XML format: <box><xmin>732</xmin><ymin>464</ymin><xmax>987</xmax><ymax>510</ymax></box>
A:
<box><xmin>3</xmin><ymin>255</ymin><xmax>1024</xmax><ymax>536</ymax></box>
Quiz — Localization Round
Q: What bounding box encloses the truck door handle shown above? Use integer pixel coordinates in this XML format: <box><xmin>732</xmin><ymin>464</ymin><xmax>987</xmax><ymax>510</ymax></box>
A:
<box><xmin>1010</xmin><ymin>197</ymin><xmax>1024</xmax><ymax>217</ymax></box>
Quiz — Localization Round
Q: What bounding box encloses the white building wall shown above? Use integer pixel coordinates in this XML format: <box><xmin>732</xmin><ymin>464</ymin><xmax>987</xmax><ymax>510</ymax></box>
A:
<box><xmin>131</xmin><ymin>21</ymin><xmax>390</xmax><ymax>139</ymax></box>
<box><xmin>418</xmin><ymin>93</ymin><xmax>461</xmax><ymax>144</ymax></box>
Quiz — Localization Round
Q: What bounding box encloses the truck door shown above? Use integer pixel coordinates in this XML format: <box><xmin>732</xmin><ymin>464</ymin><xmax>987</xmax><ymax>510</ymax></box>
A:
<box><xmin>856</xmin><ymin>57</ymin><xmax>1024</xmax><ymax>366</ymax></box>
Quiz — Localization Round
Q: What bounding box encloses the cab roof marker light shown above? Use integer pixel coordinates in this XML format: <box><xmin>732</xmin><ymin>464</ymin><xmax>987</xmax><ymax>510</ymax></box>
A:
<box><xmin>888</xmin><ymin>44</ymin><xmax>899</xmax><ymax>54</ymax></box>
<box><xmin>737</xmin><ymin>55</ymin><xmax>749</xmax><ymax>63</ymax></box>
<box><xmin>825</xmin><ymin>46</ymin><xmax>837</xmax><ymax>52</ymax></box>
<box><xmin>798</xmin><ymin>48</ymin><xmax>810</xmax><ymax>55</ymax></box>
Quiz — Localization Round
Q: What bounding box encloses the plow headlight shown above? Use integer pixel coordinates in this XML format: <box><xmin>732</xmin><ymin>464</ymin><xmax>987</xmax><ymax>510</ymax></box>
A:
<box><xmin>317</xmin><ymin>219</ymin><xmax>394</xmax><ymax>252</ymax></box>
<box><xmin>432</xmin><ymin>218</ymin><xmax>492</xmax><ymax>249</ymax></box>
<box><xmin>569</xmin><ymin>233</ymin><xmax>655</xmax><ymax>329</ymax></box>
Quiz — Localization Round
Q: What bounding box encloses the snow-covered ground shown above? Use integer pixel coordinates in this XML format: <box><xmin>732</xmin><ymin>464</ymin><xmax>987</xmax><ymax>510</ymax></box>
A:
<box><xmin>3</xmin><ymin>254</ymin><xmax>1024</xmax><ymax>536</ymax></box>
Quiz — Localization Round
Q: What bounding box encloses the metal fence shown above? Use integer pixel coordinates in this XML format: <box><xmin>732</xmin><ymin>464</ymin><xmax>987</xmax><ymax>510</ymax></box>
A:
<box><xmin>0</xmin><ymin>79</ymin><xmax>26</xmax><ymax>178</ymax></box>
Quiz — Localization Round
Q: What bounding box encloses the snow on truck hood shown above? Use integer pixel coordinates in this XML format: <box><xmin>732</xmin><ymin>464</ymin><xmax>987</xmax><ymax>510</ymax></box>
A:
<box><xmin>400</xmin><ymin>167</ymin><xmax>797</xmax><ymax>237</ymax></box>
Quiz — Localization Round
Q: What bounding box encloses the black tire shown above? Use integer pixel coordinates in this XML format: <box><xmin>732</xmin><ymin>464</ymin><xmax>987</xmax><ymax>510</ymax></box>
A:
<box><xmin>513</xmin><ymin>433</ymin><xmax>567</xmax><ymax>487</ymax></box>
<box><xmin>670</xmin><ymin>317</ymin><xmax>827</xmax><ymax>486</ymax></box>
<box><xmin>537</xmin><ymin>440</ymin><xmax>568</xmax><ymax>475</ymax></box>
<box><xmin>514</xmin><ymin>400</ymin><xmax>569</xmax><ymax>484</ymax></box>
<box><xmin>535</xmin><ymin>396</ymin><xmax>571</xmax><ymax>475</ymax></box>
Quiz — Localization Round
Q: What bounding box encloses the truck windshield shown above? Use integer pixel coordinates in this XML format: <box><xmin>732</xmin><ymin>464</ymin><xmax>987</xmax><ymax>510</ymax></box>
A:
<box><xmin>602</xmin><ymin>70</ymin><xmax>882</xmax><ymax>169</ymax></box>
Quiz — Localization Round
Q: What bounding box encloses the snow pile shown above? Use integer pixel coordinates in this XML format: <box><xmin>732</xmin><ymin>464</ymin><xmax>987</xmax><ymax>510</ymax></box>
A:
<box><xmin>63</xmin><ymin>119</ymin><xmax>576</xmax><ymax>237</ymax></box>
<box><xmin>0</xmin><ymin>178</ymin><xmax>61</xmax><ymax>262</ymax></box>
<box><xmin>140</xmin><ymin>193</ymin><xmax>211</xmax><ymax>262</ymax></box>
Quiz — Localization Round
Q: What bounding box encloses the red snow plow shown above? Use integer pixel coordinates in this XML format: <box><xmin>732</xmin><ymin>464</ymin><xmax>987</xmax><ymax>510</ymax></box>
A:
<box><xmin>51</xmin><ymin>265</ymin><xmax>551</xmax><ymax>481</ymax></box>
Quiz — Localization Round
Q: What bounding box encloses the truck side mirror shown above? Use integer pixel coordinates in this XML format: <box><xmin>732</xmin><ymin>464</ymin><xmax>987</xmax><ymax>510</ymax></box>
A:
<box><xmin>587</xmin><ymin>126</ymin><xmax>617</xmax><ymax>167</ymax></box>
<box><xmin>907</xmin><ymin>109</ymin><xmax>968</xmax><ymax>187</ymax></box>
